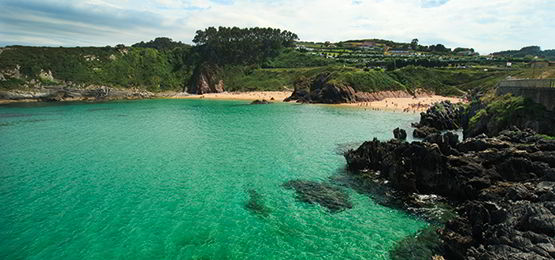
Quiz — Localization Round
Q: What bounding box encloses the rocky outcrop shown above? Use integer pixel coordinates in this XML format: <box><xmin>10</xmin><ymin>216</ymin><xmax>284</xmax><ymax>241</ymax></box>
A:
<box><xmin>345</xmin><ymin>128</ymin><xmax>555</xmax><ymax>259</ymax></box>
<box><xmin>284</xmin><ymin>72</ymin><xmax>434</xmax><ymax>104</ymax></box>
<box><xmin>0</xmin><ymin>85</ymin><xmax>154</xmax><ymax>102</ymax></box>
<box><xmin>285</xmin><ymin>73</ymin><xmax>357</xmax><ymax>104</ymax></box>
<box><xmin>411</xmin><ymin>100</ymin><xmax>465</xmax><ymax>139</ymax></box>
<box><xmin>415</xmin><ymin>100</ymin><xmax>465</xmax><ymax>130</ymax></box>
<box><xmin>413</xmin><ymin>126</ymin><xmax>441</xmax><ymax>138</ymax></box>
<box><xmin>187</xmin><ymin>63</ymin><xmax>224</xmax><ymax>94</ymax></box>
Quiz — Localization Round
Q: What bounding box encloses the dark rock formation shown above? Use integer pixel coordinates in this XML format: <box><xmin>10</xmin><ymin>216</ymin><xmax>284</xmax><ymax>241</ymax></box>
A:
<box><xmin>187</xmin><ymin>63</ymin><xmax>224</xmax><ymax>94</ymax></box>
<box><xmin>393</xmin><ymin>128</ymin><xmax>407</xmax><ymax>140</ymax></box>
<box><xmin>244</xmin><ymin>189</ymin><xmax>271</xmax><ymax>217</ymax></box>
<box><xmin>415</xmin><ymin>100</ymin><xmax>465</xmax><ymax>130</ymax></box>
<box><xmin>285</xmin><ymin>73</ymin><xmax>356</xmax><ymax>104</ymax></box>
<box><xmin>250</xmin><ymin>99</ymin><xmax>272</xmax><ymax>105</ymax></box>
<box><xmin>411</xmin><ymin>100</ymin><xmax>465</xmax><ymax>139</ymax></box>
<box><xmin>283</xmin><ymin>180</ymin><xmax>353</xmax><ymax>213</ymax></box>
<box><xmin>345</xmin><ymin>128</ymin><xmax>555</xmax><ymax>259</ymax></box>
<box><xmin>413</xmin><ymin>126</ymin><xmax>441</xmax><ymax>139</ymax></box>
<box><xmin>284</xmin><ymin>72</ymin><xmax>416</xmax><ymax>104</ymax></box>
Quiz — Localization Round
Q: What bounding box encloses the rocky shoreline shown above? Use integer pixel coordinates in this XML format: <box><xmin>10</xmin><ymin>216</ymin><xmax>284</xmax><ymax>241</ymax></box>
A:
<box><xmin>344</xmin><ymin>100</ymin><xmax>555</xmax><ymax>259</ymax></box>
<box><xmin>0</xmin><ymin>85</ymin><xmax>186</xmax><ymax>104</ymax></box>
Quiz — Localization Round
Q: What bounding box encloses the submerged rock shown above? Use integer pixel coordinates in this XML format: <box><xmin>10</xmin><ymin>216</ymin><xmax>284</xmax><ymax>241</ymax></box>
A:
<box><xmin>345</xmin><ymin>128</ymin><xmax>555</xmax><ymax>259</ymax></box>
<box><xmin>283</xmin><ymin>180</ymin><xmax>353</xmax><ymax>213</ymax></box>
<box><xmin>244</xmin><ymin>189</ymin><xmax>271</xmax><ymax>217</ymax></box>
<box><xmin>250</xmin><ymin>99</ymin><xmax>272</xmax><ymax>105</ymax></box>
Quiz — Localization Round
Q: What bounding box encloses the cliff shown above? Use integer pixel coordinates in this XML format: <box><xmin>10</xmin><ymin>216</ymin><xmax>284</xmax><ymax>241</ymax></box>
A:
<box><xmin>187</xmin><ymin>63</ymin><xmax>224</xmax><ymax>94</ymax></box>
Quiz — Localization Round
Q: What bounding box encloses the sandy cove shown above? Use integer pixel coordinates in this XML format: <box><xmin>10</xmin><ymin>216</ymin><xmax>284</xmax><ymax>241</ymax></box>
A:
<box><xmin>172</xmin><ymin>91</ymin><xmax>465</xmax><ymax>113</ymax></box>
<box><xmin>340</xmin><ymin>95</ymin><xmax>465</xmax><ymax>113</ymax></box>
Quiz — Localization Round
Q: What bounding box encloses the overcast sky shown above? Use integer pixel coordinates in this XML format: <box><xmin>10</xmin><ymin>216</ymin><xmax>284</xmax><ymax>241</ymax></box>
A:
<box><xmin>0</xmin><ymin>0</ymin><xmax>553</xmax><ymax>54</ymax></box>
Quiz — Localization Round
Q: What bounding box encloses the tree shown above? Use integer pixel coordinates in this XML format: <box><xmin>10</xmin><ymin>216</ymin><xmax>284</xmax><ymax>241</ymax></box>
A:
<box><xmin>192</xmin><ymin>26</ymin><xmax>299</xmax><ymax>65</ymax></box>
<box><xmin>132</xmin><ymin>37</ymin><xmax>190</xmax><ymax>51</ymax></box>
<box><xmin>429</xmin><ymin>44</ymin><xmax>450</xmax><ymax>53</ymax></box>
<box><xmin>411</xmin><ymin>39</ymin><xmax>419</xmax><ymax>50</ymax></box>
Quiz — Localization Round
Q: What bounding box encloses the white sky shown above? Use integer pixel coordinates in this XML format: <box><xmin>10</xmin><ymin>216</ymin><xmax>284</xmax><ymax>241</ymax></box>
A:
<box><xmin>0</xmin><ymin>0</ymin><xmax>553</xmax><ymax>54</ymax></box>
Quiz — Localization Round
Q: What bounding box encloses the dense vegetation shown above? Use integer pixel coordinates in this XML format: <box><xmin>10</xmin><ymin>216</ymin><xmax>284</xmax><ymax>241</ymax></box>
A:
<box><xmin>0</xmin><ymin>45</ymin><xmax>191</xmax><ymax>91</ymax></box>
<box><xmin>492</xmin><ymin>46</ymin><xmax>555</xmax><ymax>60</ymax></box>
<box><xmin>192</xmin><ymin>27</ymin><xmax>298</xmax><ymax>65</ymax></box>
<box><xmin>132</xmin><ymin>37</ymin><xmax>190</xmax><ymax>51</ymax></box>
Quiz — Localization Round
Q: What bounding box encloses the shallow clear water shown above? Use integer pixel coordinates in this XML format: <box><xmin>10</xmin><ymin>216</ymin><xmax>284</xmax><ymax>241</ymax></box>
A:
<box><xmin>0</xmin><ymin>99</ymin><xmax>427</xmax><ymax>259</ymax></box>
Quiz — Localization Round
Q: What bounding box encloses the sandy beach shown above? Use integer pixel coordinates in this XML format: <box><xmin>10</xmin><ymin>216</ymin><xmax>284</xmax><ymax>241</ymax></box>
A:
<box><xmin>341</xmin><ymin>95</ymin><xmax>465</xmax><ymax>113</ymax></box>
<box><xmin>168</xmin><ymin>91</ymin><xmax>465</xmax><ymax>113</ymax></box>
<box><xmin>174</xmin><ymin>91</ymin><xmax>293</xmax><ymax>102</ymax></box>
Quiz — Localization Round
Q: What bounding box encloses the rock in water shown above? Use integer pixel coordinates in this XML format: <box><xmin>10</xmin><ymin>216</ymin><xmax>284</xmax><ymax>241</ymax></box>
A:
<box><xmin>393</xmin><ymin>127</ymin><xmax>407</xmax><ymax>140</ymax></box>
<box><xmin>345</xmin><ymin>128</ymin><xmax>555</xmax><ymax>259</ymax></box>
<box><xmin>250</xmin><ymin>99</ymin><xmax>272</xmax><ymax>105</ymax></box>
<box><xmin>244</xmin><ymin>189</ymin><xmax>271</xmax><ymax>217</ymax></box>
<box><xmin>283</xmin><ymin>180</ymin><xmax>353</xmax><ymax>213</ymax></box>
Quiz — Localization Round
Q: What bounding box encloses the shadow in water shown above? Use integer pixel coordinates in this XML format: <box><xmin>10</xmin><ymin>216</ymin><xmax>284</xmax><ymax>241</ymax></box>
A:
<box><xmin>244</xmin><ymin>189</ymin><xmax>271</xmax><ymax>217</ymax></box>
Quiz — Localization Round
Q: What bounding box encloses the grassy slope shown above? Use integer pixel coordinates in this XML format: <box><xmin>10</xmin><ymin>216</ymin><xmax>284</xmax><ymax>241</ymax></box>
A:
<box><xmin>223</xmin><ymin>65</ymin><xmax>514</xmax><ymax>96</ymax></box>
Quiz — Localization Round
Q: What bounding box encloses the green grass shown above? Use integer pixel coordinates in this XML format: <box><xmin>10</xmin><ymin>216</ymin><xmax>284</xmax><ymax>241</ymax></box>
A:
<box><xmin>469</xmin><ymin>94</ymin><xmax>547</xmax><ymax>130</ymax></box>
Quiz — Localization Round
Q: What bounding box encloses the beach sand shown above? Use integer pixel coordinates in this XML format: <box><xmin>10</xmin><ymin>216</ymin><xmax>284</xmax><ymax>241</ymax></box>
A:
<box><xmin>174</xmin><ymin>91</ymin><xmax>293</xmax><ymax>102</ymax></box>
<box><xmin>169</xmin><ymin>91</ymin><xmax>465</xmax><ymax>113</ymax></box>
<box><xmin>341</xmin><ymin>95</ymin><xmax>465</xmax><ymax>113</ymax></box>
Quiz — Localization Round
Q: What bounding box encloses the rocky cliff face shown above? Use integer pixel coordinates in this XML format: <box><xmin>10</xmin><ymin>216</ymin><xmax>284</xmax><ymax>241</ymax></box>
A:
<box><xmin>345</xmin><ymin>128</ymin><xmax>555</xmax><ymax>259</ymax></box>
<box><xmin>187</xmin><ymin>63</ymin><xmax>224</xmax><ymax>94</ymax></box>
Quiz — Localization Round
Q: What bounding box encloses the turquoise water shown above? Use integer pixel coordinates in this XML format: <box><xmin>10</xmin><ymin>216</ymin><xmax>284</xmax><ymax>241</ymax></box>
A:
<box><xmin>0</xmin><ymin>99</ymin><xmax>427</xmax><ymax>259</ymax></box>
